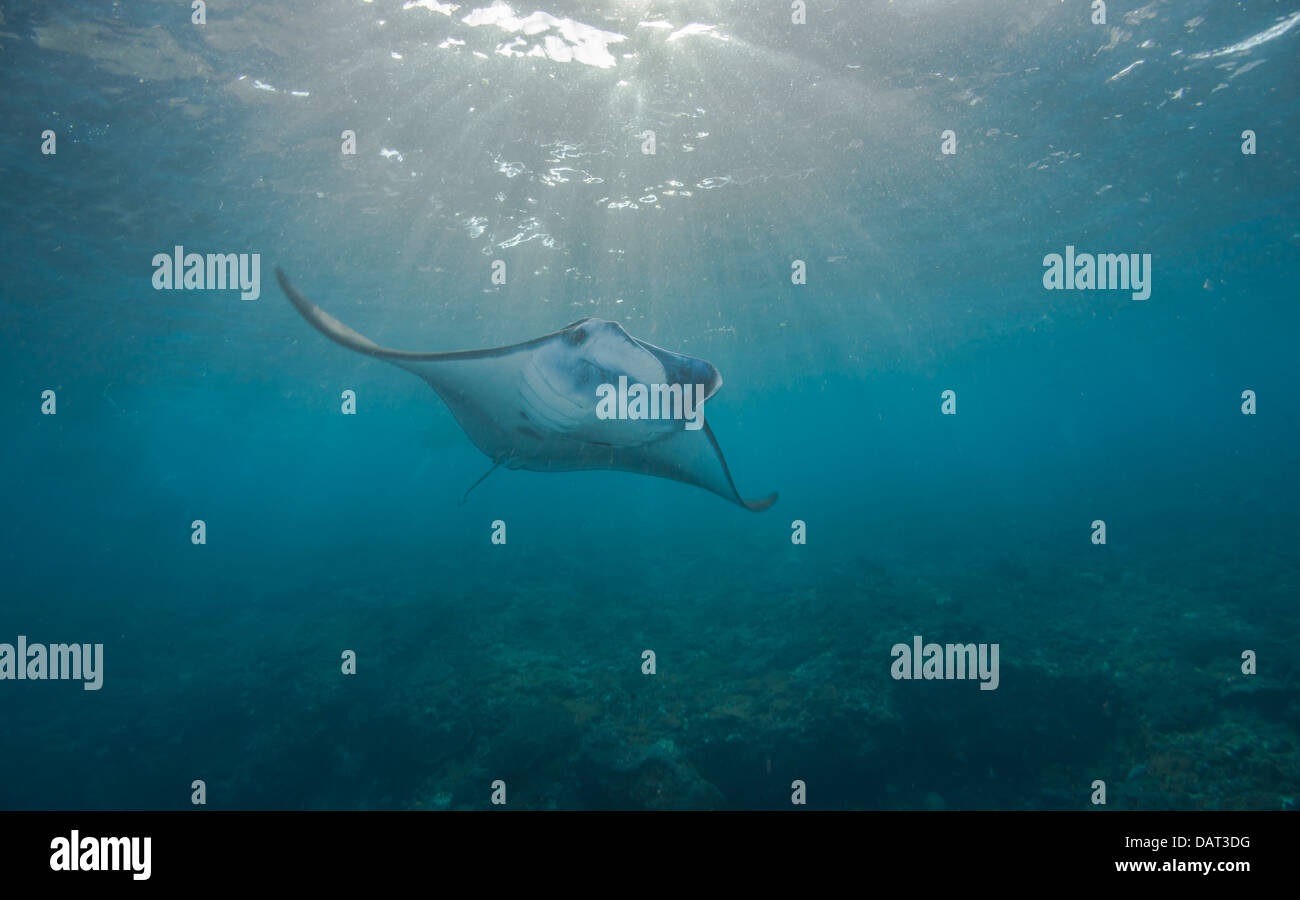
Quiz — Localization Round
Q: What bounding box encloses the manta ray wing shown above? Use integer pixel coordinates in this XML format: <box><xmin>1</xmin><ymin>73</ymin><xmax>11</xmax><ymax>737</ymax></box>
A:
<box><xmin>277</xmin><ymin>268</ymin><xmax>777</xmax><ymax>511</ymax></box>
<box><xmin>582</xmin><ymin>423</ymin><xmax>778</xmax><ymax>512</ymax></box>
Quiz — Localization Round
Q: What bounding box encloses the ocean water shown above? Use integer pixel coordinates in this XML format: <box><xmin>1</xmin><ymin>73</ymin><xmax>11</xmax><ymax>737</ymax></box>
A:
<box><xmin>1</xmin><ymin>0</ymin><xmax>1297</xmax><ymax>810</ymax></box>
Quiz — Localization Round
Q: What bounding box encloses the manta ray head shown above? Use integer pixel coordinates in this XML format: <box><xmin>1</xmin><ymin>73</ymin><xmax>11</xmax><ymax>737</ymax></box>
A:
<box><xmin>562</xmin><ymin>317</ymin><xmax>721</xmax><ymax>395</ymax></box>
<box><xmin>519</xmin><ymin>318</ymin><xmax>722</xmax><ymax>434</ymax></box>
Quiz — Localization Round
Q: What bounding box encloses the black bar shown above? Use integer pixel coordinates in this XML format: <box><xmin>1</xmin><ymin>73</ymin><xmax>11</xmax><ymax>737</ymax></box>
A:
<box><xmin>0</xmin><ymin>811</ymin><xmax>1290</xmax><ymax>886</ymax></box>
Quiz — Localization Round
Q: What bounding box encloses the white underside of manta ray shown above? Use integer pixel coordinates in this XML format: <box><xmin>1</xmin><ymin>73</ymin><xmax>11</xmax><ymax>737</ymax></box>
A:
<box><xmin>276</xmin><ymin>269</ymin><xmax>778</xmax><ymax>511</ymax></box>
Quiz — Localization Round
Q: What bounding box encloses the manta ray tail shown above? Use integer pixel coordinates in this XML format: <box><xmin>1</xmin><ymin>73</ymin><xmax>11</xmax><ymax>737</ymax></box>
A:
<box><xmin>460</xmin><ymin>463</ymin><xmax>500</xmax><ymax>505</ymax></box>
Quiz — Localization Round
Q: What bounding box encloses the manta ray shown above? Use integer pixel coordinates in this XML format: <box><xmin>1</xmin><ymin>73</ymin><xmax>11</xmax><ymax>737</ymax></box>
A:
<box><xmin>276</xmin><ymin>269</ymin><xmax>777</xmax><ymax>511</ymax></box>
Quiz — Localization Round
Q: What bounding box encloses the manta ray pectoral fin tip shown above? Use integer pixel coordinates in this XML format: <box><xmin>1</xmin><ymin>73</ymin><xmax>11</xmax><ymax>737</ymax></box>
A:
<box><xmin>743</xmin><ymin>492</ymin><xmax>778</xmax><ymax>512</ymax></box>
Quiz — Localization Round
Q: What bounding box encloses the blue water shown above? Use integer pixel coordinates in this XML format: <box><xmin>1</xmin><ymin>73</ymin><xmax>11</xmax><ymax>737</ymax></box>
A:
<box><xmin>1</xmin><ymin>0</ymin><xmax>1297</xmax><ymax>809</ymax></box>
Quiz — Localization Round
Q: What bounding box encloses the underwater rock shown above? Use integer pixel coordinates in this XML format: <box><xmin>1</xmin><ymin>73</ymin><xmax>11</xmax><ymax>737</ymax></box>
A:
<box><xmin>576</xmin><ymin>729</ymin><xmax>725</xmax><ymax>809</ymax></box>
<box><xmin>1220</xmin><ymin>679</ymin><xmax>1295</xmax><ymax>716</ymax></box>
<box><xmin>483</xmin><ymin>703</ymin><xmax>580</xmax><ymax>775</ymax></box>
